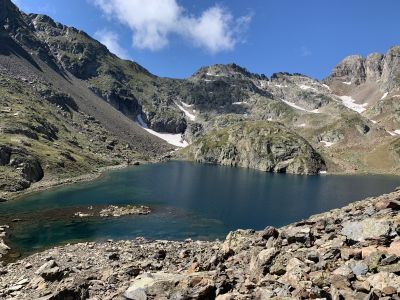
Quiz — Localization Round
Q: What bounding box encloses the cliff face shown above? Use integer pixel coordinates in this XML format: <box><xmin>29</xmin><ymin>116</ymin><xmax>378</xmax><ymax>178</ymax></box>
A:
<box><xmin>183</xmin><ymin>121</ymin><xmax>326</xmax><ymax>175</ymax></box>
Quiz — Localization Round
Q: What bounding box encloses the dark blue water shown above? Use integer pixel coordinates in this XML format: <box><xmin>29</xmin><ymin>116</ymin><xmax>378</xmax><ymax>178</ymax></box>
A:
<box><xmin>1</xmin><ymin>161</ymin><xmax>399</xmax><ymax>255</ymax></box>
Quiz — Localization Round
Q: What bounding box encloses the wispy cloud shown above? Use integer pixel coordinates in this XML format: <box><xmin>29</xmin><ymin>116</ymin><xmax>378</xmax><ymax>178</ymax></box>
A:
<box><xmin>94</xmin><ymin>29</ymin><xmax>130</xmax><ymax>59</ymax></box>
<box><xmin>91</xmin><ymin>0</ymin><xmax>252</xmax><ymax>53</ymax></box>
<box><xmin>301</xmin><ymin>46</ymin><xmax>312</xmax><ymax>57</ymax></box>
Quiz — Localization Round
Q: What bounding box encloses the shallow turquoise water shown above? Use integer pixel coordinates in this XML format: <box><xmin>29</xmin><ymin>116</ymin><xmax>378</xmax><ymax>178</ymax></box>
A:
<box><xmin>1</xmin><ymin>161</ymin><xmax>399</xmax><ymax>255</ymax></box>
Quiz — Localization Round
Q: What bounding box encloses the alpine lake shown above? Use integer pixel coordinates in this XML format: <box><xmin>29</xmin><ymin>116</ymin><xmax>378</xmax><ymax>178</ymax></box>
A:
<box><xmin>1</xmin><ymin>161</ymin><xmax>399</xmax><ymax>258</ymax></box>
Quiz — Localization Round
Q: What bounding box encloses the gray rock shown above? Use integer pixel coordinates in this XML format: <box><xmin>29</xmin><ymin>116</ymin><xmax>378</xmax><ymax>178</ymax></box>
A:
<box><xmin>222</xmin><ymin>229</ymin><xmax>255</xmax><ymax>254</ymax></box>
<box><xmin>260</xmin><ymin>226</ymin><xmax>279</xmax><ymax>240</ymax></box>
<box><xmin>40</xmin><ymin>266</ymin><xmax>62</xmax><ymax>281</ymax></box>
<box><xmin>366</xmin><ymin>272</ymin><xmax>400</xmax><ymax>292</ymax></box>
<box><xmin>281</xmin><ymin>226</ymin><xmax>312</xmax><ymax>245</ymax></box>
<box><xmin>333</xmin><ymin>265</ymin><xmax>353</xmax><ymax>278</ymax></box>
<box><xmin>341</xmin><ymin>219</ymin><xmax>390</xmax><ymax>241</ymax></box>
<box><xmin>124</xmin><ymin>288</ymin><xmax>147</xmax><ymax>300</ymax></box>
<box><xmin>35</xmin><ymin>260</ymin><xmax>63</xmax><ymax>281</ymax></box>
<box><xmin>350</xmin><ymin>261</ymin><xmax>369</xmax><ymax>276</ymax></box>
<box><xmin>249</xmin><ymin>247</ymin><xmax>278</xmax><ymax>279</ymax></box>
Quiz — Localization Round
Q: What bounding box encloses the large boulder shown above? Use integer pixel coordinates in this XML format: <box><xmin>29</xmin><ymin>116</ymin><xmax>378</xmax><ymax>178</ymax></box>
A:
<box><xmin>341</xmin><ymin>219</ymin><xmax>391</xmax><ymax>242</ymax></box>
<box><xmin>124</xmin><ymin>272</ymin><xmax>216</xmax><ymax>300</ymax></box>
<box><xmin>366</xmin><ymin>272</ymin><xmax>400</xmax><ymax>293</ymax></box>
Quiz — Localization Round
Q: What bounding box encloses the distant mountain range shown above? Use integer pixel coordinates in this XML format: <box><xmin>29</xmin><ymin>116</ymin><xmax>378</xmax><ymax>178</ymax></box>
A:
<box><xmin>1</xmin><ymin>0</ymin><xmax>400</xmax><ymax>197</ymax></box>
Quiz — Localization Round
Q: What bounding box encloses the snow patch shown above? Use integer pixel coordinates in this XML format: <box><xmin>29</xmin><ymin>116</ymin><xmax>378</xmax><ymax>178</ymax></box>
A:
<box><xmin>259</xmin><ymin>81</ymin><xmax>267</xmax><ymax>88</ymax></box>
<box><xmin>298</xmin><ymin>84</ymin><xmax>317</xmax><ymax>92</ymax></box>
<box><xmin>136</xmin><ymin>115</ymin><xmax>188</xmax><ymax>148</ymax></box>
<box><xmin>206</xmin><ymin>72</ymin><xmax>221</xmax><ymax>77</ymax></box>
<box><xmin>381</xmin><ymin>92</ymin><xmax>388</xmax><ymax>100</ymax></box>
<box><xmin>322</xmin><ymin>84</ymin><xmax>331</xmax><ymax>91</ymax></box>
<box><xmin>274</xmin><ymin>84</ymin><xmax>288</xmax><ymax>88</ymax></box>
<box><xmin>282</xmin><ymin>100</ymin><xmax>320</xmax><ymax>114</ymax></box>
<box><xmin>319</xmin><ymin>170</ymin><xmax>327</xmax><ymax>174</ymax></box>
<box><xmin>371</xmin><ymin>120</ymin><xmax>377</xmax><ymax>124</ymax></box>
<box><xmin>176</xmin><ymin>103</ymin><xmax>196</xmax><ymax>121</ymax></box>
<box><xmin>232</xmin><ymin>101</ymin><xmax>248</xmax><ymax>105</ymax></box>
<box><xmin>338</xmin><ymin>96</ymin><xmax>367</xmax><ymax>113</ymax></box>
<box><xmin>297</xmin><ymin>123</ymin><xmax>306</xmax><ymax>127</ymax></box>
<box><xmin>386</xmin><ymin>130</ymin><xmax>400</xmax><ymax>136</ymax></box>
<box><xmin>342</xmin><ymin>81</ymin><xmax>352</xmax><ymax>85</ymax></box>
<box><xmin>320</xmin><ymin>141</ymin><xmax>335</xmax><ymax>147</ymax></box>
<box><xmin>181</xmin><ymin>101</ymin><xmax>193</xmax><ymax>108</ymax></box>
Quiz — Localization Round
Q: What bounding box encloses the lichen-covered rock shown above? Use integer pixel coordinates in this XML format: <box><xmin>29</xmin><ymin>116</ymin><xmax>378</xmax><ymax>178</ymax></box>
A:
<box><xmin>341</xmin><ymin>219</ymin><xmax>391</xmax><ymax>242</ymax></box>
<box><xmin>183</xmin><ymin>121</ymin><xmax>326</xmax><ymax>175</ymax></box>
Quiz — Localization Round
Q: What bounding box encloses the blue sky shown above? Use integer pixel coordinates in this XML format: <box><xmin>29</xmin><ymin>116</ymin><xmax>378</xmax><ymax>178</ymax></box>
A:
<box><xmin>12</xmin><ymin>0</ymin><xmax>400</xmax><ymax>79</ymax></box>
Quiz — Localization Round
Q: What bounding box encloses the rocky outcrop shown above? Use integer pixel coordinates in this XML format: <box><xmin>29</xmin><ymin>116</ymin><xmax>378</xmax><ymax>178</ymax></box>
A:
<box><xmin>183</xmin><ymin>121</ymin><xmax>326</xmax><ymax>175</ymax></box>
<box><xmin>1</xmin><ymin>190</ymin><xmax>400</xmax><ymax>299</ymax></box>
<box><xmin>325</xmin><ymin>55</ymin><xmax>366</xmax><ymax>85</ymax></box>
<box><xmin>143</xmin><ymin>110</ymin><xmax>187</xmax><ymax>134</ymax></box>
<box><xmin>0</xmin><ymin>225</ymin><xmax>10</xmax><ymax>260</ymax></box>
<box><xmin>381</xmin><ymin>46</ymin><xmax>400</xmax><ymax>92</ymax></box>
<box><xmin>325</xmin><ymin>46</ymin><xmax>400</xmax><ymax>92</ymax></box>
<box><xmin>365</xmin><ymin>53</ymin><xmax>384</xmax><ymax>82</ymax></box>
<box><xmin>0</xmin><ymin>146</ymin><xmax>44</xmax><ymax>191</ymax></box>
<box><xmin>74</xmin><ymin>205</ymin><xmax>151</xmax><ymax>218</ymax></box>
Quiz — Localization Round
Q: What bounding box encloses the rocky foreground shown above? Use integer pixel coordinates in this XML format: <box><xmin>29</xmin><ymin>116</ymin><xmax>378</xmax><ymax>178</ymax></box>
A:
<box><xmin>1</xmin><ymin>191</ymin><xmax>400</xmax><ymax>299</ymax></box>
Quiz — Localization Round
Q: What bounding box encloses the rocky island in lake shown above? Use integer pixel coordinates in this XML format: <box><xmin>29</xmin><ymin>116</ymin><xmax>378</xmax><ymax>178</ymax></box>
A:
<box><xmin>1</xmin><ymin>0</ymin><xmax>400</xmax><ymax>299</ymax></box>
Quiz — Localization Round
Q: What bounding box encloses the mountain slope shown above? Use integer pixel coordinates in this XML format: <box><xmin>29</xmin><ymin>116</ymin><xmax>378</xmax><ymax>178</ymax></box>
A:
<box><xmin>0</xmin><ymin>0</ymin><xmax>175</xmax><ymax>198</ymax></box>
<box><xmin>1</xmin><ymin>0</ymin><xmax>400</xmax><ymax>198</ymax></box>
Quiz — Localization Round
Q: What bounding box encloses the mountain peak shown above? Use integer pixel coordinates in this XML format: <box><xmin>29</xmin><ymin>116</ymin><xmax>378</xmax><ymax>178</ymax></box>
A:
<box><xmin>191</xmin><ymin>63</ymin><xmax>267</xmax><ymax>80</ymax></box>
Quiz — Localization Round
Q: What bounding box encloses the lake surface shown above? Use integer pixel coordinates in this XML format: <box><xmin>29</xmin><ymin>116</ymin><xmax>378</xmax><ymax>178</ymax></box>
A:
<box><xmin>1</xmin><ymin>161</ymin><xmax>399</xmax><ymax>256</ymax></box>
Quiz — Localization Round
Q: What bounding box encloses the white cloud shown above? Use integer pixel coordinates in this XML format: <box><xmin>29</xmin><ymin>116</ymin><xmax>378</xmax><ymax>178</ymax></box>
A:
<box><xmin>92</xmin><ymin>0</ymin><xmax>251</xmax><ymax>53</ymax></box>
<box><xmin>94</xmin><ymin>29</ymin><xmax>130</xmax><ymax>59</ymax></box>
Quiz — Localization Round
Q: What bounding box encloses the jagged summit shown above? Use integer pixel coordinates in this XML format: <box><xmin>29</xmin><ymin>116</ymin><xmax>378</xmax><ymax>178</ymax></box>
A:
<box><xmin>325</xmin><ymin>46</ymin><xmax>400</xmax><ymax>92</ymax></box>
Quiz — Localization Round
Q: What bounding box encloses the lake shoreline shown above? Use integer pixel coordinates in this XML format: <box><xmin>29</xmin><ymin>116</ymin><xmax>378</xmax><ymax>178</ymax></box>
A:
<box><xmin>0</xmin><ymin>163</ymin><xmax>135</xmax><ymax>203</ymax></box>
<box><xmin>2</xmin><ymin>157</ymin><xmax>400</xmax><ymax>204</ymax></box>
<box><xmin>1</xmin><ymin>189</ymin><xmax>399</xmax><ymax>299</ymax></box>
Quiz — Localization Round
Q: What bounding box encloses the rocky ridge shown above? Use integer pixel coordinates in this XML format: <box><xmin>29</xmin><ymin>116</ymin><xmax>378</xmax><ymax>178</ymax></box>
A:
<box><xmin>1</xmin><ymin>190</ymin><xmax>400</xmax><ymax>299</ymax></box>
